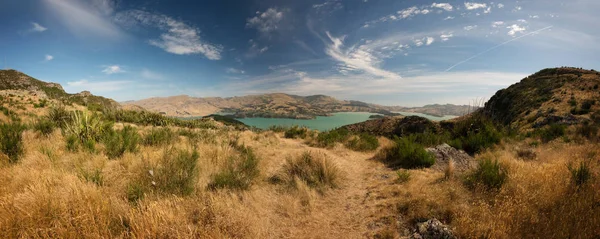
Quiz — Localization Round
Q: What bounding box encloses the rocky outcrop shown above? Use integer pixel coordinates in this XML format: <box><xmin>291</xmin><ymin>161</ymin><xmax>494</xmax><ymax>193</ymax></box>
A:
<box><xmin>426</xmin><ymin>144</ymin><xmax>475</xmax><ymax>172</ymax></box>
<box><xmin>410</xmin><ymin>218</ymin><xmax>456</xmax><ymax>239</ymax></box>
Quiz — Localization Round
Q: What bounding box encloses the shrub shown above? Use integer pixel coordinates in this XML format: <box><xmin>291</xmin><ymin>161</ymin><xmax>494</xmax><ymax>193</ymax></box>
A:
<box><xmin>80</xmin><ymin>168</ymin><xmax>104</xmax><ymax>186</ymax></box>
<box><xmin>273</xmin><ymin>151</ymin><xmax>340</xmax><ymax>191</ymax></box>
<box><xmin>448</xmin><ymin>115</ymin><xmax>503</xmax><ymax>155</ymax></box>
<box><xmin>33</xmin><ymin>118</ymin><xmax>55</xmax><ymax>137</ymax></box>
<box><xmin>65</xmin><ymin>134</ymin><xmax>79</xmax><ymax>152</ymax></box>
<box><xmin>284</xmin><ymin>126</ymin><xmax>308</xmax><ymax>139</ymax></box>
<box><xmin>48</xmin><ymin>105</ymin><xmax>71</xmax><ymax>128</ymax></box>
<box><xmin>155</xmin><ymin>149</ymin><xmax>200</xmax><ymax>195</ymax></box>
<box><xmin>0</xmin><ymin>122</ymin><xmax>25</xmax><ymax>163</ymax></box>
<box><xmin>536</xmin><ymin>124</ymin><xmax>566</xmax><ymax>143</ymax></box>
<box><xmin>83</xmin><ymin>139</ymin><xmax>96</xmax><ymax>153</ymax></box>
<box><xmin>126</xmin><ymin>182</ymin><xmax>146</xmax><ymax>204</ymax></box>
<box><xmin>411</xmin><ymin>131</ymin><xmax>450</xmax><ymax>147</ymax></box>
<box><xmin>103</xmin><ymin>126</ymin><xmax>140</xmax><ymax>159</ymax></box>
<box><xmin>576</xmin><ymin>123</ymin><xmax>598</xmax><ymax>140</ymax></box>
<box><xmin>396</xmin><ymin>169</ymin><xmax>411</xmax><ymax>183</ymax></box>
<box><xmin>63</xmin><ymin>111</ymin><xmax>113</xmax><ymax>144</ymax></box>
<box><xmin>208</xmin><ymin>144</ymin><xmax>259</xmax><ymax>190</ymax></box>
<box><xmin>268</xmin><ymin>125</ymin><xmax>288</xmax><ymax>132</ymax></box>
<box><xmin>569</xmin><ymin>161</ymin><xmax>591</xmax><ymax>187</ymax></box>
<box><xmin>380</xmin><ymin>136</ymin><xmax>435</xmax><ymax>169</ymax></box>
<box><xmin>315</xmin><ymin>128</ymin><xmax>350</xmax><ymax>148</ymax></box>
<box><xmin>142</xmin><ymin>127</ymin><xmax>177</xmax><ymax>146</ymax></box>
<box><xmin>465</xmin><ymin>158</ymin><xmax>507</xmax><ymax>190</ymax></box>
<box><xmin>345</xmin><ymin>133</ymin><xmax>379</xmax><ymax>151</ymax></box>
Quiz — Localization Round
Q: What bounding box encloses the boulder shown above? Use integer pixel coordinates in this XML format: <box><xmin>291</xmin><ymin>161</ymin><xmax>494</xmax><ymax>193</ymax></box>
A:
<box><xmin>426</xmin><ymin>144</ymin><xmax>475</xmax><ymax>172</ymax></box>
<box><xmin>410</xmin><ymin>218</ymin><xmax>456</xmax><ymax>239</ymax></box>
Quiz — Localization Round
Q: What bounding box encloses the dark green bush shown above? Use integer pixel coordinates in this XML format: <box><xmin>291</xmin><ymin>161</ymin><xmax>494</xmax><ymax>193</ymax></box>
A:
<box><xmin>155</xmin><ymin>149</ymin><xmax>200</xmax><ymax>195</ymax></box>
<box><xmin>569</xmin><ymin>161</ymin><xmax>591</xmax><ymax>187</ymax></box>
<box><xmin>465</xmin><ymin>158</ymin><xmax>507</xmax><ymax>190</ymax></box>
<box><xmin>208</xmin><ymin>144</ymin><xmax>259</xmax><ymax>190</ymax></box>
<box><xmin>284</xmin><ymin>126</ymin><xmax>308</xmax><ymax>139</ymax></box>
<box><xmin>345</xmin><ymin>133</ymin><xmax>379</xmax><ymax>151</ymax></box>
<box><xmin>380</xmin><ymin>136</ymin><xmax>435</xmax><ymax>169</ymax></box>
<box><xmin>315</xmin><ymin>128</ymin><xmax>350</xmax><ymax>148</ymax></box>
<box><xmin>0</xmin><ymin>122</ymin><xmax>26</xmax><ymax>163</ymax></box>
<box><xmin>33</xmin><ymin>118</ymin><xmax>55</xmax><ymax>137</ymax></box>
<box><xmin>65</xmin><ymin>134</ymin><xmax>79</xmax><ymax>152</ymax></box>
<box><xmin>449</xmin><ymin>120</ymin><xmax>502</xmax><ymax>155</ymax></box>
<box><xmin>48</xmin><ymin>105</ymin><xmax>71</xmax><ymax>128</ymax></box>
<box><xmin>535</xmin><ymin>124</ymin><xmax>566</xmax><ymax>143</ymax></box>
<box><xmin>103</xmin><ymin>126</ymin><xmax>140</xmax><ymax>159</ymax></box>
<box><xmin>142</xmin><ymin>127</ymin><xmax>177</xmax><ymax>146</ymax></box>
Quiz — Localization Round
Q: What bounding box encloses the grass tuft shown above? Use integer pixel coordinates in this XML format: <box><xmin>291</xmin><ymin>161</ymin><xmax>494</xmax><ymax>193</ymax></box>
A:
<box><xmin>208</xmin><ymin>143</ymin><xmax>260</xmax><ymax>190</ymax></box>
<box><xmin>465</xmin><ymin>158</ymin><xmax>507</xmax><ymax>190</ymax></box>
<box><xmin>379</xmin><ymin>135</ymin><xmax>435</xmax><ymax>169</ymax></box>
<box><xmin>274</xmin><ymin>151</ymin><xmax>340</xmax><ymax>192</ymax></box>
<box><xmin>0</xmin><ymin>122</ymin><xmax>25</xmax><ymax>163</ymax></box>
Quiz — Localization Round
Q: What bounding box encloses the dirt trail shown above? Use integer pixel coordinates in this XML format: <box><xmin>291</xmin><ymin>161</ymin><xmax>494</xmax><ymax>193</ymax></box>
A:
<box><xmin>271</xmin><ymin>138</ymin><xmax>396</xmax><ymax>239</ymax></box>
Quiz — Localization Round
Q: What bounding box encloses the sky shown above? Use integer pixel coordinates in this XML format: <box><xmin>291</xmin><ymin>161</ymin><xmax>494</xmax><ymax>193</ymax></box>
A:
<box><xmin>1</xmin><ymin>0</ymin><xmax>599</xmax><ymax>106</ymax></box>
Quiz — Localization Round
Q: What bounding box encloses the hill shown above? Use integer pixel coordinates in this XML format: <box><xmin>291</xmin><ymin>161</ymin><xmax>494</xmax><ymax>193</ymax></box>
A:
<box><xmin>0</xmin><ymin>69</ymin><xmax>120</xmax><ymax>110</ymax></box>
<box><xmin>124</xmin><ymin>93</ymin><xmax>472</xmax><ymax>119</ymax></box>
<box><xmin>481</xmin><ymin>67</ymin><xmax>600</xmax><ymax>129</ymax></box>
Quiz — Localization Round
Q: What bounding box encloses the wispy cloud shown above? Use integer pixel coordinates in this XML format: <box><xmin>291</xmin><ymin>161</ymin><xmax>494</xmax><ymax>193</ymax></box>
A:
<box><xmin>324</xmin><ymin>32</ymin><xmax>401</xmax><ymax>80</ymax></box>
<box><xmin>507</xmin><ymin>24</ymin><xmax>526</xmax><ymax>36</ymax></box>
<box><xmin>464</xmin><ymin>2</ymin><xmax>487</xmax><ymax>10</ymax></box>
<box><xmin>246</xmin><ymin>8</ymin><xmax>285</xmax><ymax>35</ymax></box>
<box><xmin>431</xmin><ymin>3</ymin><xmax>453</xmax><ymax>11</ymax></box>
<box><xmin>44</xmin><ymin>55</ymin><xmax>54</xmax><ymax>61</ymax></box>
<box><xmin>66</xmin><ymin>79</ymin><xmax>133</xmax><ymax>92</ymax></box>
<box><xmin>102</xmin><ymin>65</ymin><xmax>125</xmax><ymax>74</ymax></box>
<box><xmin>464</xmin><ymin>25</ymin><xmax>478</xmax><ymax>31</ymax></box>
<box><xmin>115</xmin><ymin>10</ymin><xmax>222</xmax><ymax>60</ymax></box>
<box><xmin>43</xmin><ymin>0</ymin><xmax>123</xmax><ymax>39</ymax></box>
<box><xmin>440</xmin><ymin>34</ymin><xmax>453</xmax><ymax>41</ymax></box>
<box><xmin>31</xmin><ymin>22</ymin><xmax>47</xmax><ymax>32</ymax></box>
<box><xmin>246</xmin><ymin>39</ymin><xmax>269</xmax><ymax>58</ymax></box>
<box><xmin>141</xmin><ymin>69</ymin><xmax>164</xmax><ymax>80</ymax></box>
<box><xmin>226</xmin><ymin>68</ymin><xmax>245</xmax><ymax>74</ymax></box>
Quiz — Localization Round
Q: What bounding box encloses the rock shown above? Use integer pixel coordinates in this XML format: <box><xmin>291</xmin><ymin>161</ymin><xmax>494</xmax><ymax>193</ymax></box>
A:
<box><xmin>78</xmin><ymin>91</ymin><xmax>92</xmax><ymax>97</ymax></box>
<box><xmin>410</xmin><ymin>218</ymin><xmax>456</xmax><ymax>239</ymax></box>
<box><xmin>426</xmin><ymin>144</ymin><xmax>475</xmax><ymax>172</ymax></box>
<box><xmin>532</xmin><ymin>114</ymin><xmax>584</xmax><ymax>128</ymax></box>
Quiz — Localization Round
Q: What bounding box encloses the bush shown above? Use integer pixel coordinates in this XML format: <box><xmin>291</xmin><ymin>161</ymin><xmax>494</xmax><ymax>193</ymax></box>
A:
<box><xmin>80</xmin><ymin>168</ymin><xmax>104</xmax><ymax>186</ymax></box>
<box><xmin>465</xmin><ymin>158</ymin><xmax>507</xmax><ymax>190</ymax></box>
<box><xmin>345</xmin><ymin>133</ymin><xmax>379</xmax><ymax>151</ymax></box>
<box><xmin>48</xmin><ymin>105</ymin><xmax>71</xmax><ymax>128</ymax></box>
<box><xmin>449</xmin><ymin>122</ymin><xmax>502</xmax><ymax>155</ymax></box>
<box><xmin>576</xmin><ymin>123</ymin><xmax>598</xmax><ymax>140</ymax></box>
<box><xmin>0</xmin><ymin>122</ymin><xmax>25</xmax><ymax>163</ymax></box>
<box><xmin>284</xmin><ymin>126</ymin><xmax>308</xmax><ymax>139</ymax></box>
<box><xmin>63</xmin><ymin>111</ymin><xmax>113</xmax><ymax>144</ymax></box>
<box><xmin>396</xmin><ymin>169</ymin><xmax>411</xmax><ymax>183</ymax></box>
<box><xmin>315</xmin><ymin>128</ymin><xmax>350</xmax><ymax>148</ymax></box>
<box><xmin>380</xmin><ymin>136</ymin><xmax>435</xmax><ymax>169</ymax></box>
<box><xmin>535</xmin><ymin>124</ymin><xmax>566</xmax><ymax>143</ymax></box>
<box><xmin>103</xmin><ymin>126</ymin><xmax>140</xmax><ymax>159</ymax></box>
<box><xmin>33</xmin><ymin>118</ymin><xmax>55</xmax><ymax>137</ymax></box>
<box><xmin>65</xmin><ymin>134</ymin><xmax>79</xmax><ymax>152</ymax></box>
<box><xmin>411</xmin><ymin>131</ymin><xmax>450</xmax><ymax>147</ymax></box>
<box><xmin>569</xmin><ymin>161</ymin><xmax>591</xmax><ymax>187</ymax></box>
<box><xmin>155</xmin><ymin>149</ymin><xmax>200</xmax><ymax>195</ymax></box>
<box><xmin>142</xmin><ymin>127</ymin><xmax>177</xmax><ymax>146</ymax></box>
<box><xmin>208</xmin><ymin>144</ymin><xmax>260</xmax><ymax>190</ymax></box>
<box><xmin>273</xmin><ymin>151</ymin><xmax>340</xmax><ymax>191</ymax></box>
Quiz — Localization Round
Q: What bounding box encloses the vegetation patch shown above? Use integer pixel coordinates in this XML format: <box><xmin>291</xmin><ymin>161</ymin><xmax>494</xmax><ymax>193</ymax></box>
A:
<box><xmin>345</xmin><ymin>133</ymin><xmax>380</xmax><ymax>152</ymax></box>
<box><xmin>33</xmin><ymin>118</ymin><xmax>56</xmax><ymax>137</ymax></box>
<box><xmin>208</xmin><ymin>143</ymin><xmax>260</xmax><ymax>190</ymax></box>
<box><xmin>142</xmin><ymin>127</ymin><xmax>177</xmax><ymax>146</ymax></box>
<box><xmin>465</xmin><ymin>158</ymin><xmax>507</xmax><ymax>190</ymax></box>
<box><xmin>314</xmin><ymin>128</ymin><xmax>350</xmax><ymax>148</ymax></box>
<box><xmin>0</xmin><ymin>122</ymin><xmax>26</xmax><ymax>163</ymax></box>
<box><xmin>271</xmin><ymin>151</ymin><xmax>340</xmax><ymax>192</ymax></box>
<box><xmin>284</xmin><ymin>125</ymin><xmax>308</xmax><ymax>139</ymax></box>
<box><xmin>379</xmin><ymin>136</ymin><xmax>435</xmax><ymax>169</ymax></box>
<box><xmin>534</xmin><ymin>124</ymin><xmax>567</xmax><ymax>143</ymax></box>
<box><xmin>103</xmin><ymin>126</ymin><xmax>140</xmax><ymax>159</ymax></box>
<box><xmin>569</xmin><ymin>161</ymin><xmax>591</xmax><ymax>187</ymax></box>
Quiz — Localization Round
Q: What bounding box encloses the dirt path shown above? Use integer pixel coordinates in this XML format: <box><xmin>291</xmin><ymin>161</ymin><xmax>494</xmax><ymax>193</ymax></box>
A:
<box><xmin>271</xmin><ymin>138</ymin><xmax>396</xmax><ymax>239</ymax></box>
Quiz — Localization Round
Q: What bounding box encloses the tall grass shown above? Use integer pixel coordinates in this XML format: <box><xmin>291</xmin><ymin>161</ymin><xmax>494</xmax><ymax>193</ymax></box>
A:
<box><xmin>345</xmin><ymin>133</ymin><xmax>379</xmax><ymax>152</ymax></box>
<box><xmin>465</xmin><ymin>158</ymin><xmax>507</xmax><ymax>190</ymax></box>
<box><xmin>208</xmin><ymin>143</ymin><xmax>260</xmax><ymax>190</ymax></box>
<box><xmin>0</xmin><ymin>122</ymin><xmax>25</xmax><ymax>163</ymax></box>
<box><xmin>379</xmin><ymin>136</ymin><xmax>435</xmax><ymax>169</ymax></box>
<box><xmin>142</xmin><ymin>127</ymin><xmax>177</xmax><ymax>146</ymax></box>
<box><xmin>272</xmin><ymin>151</ymin><xmax>340</xmax><ymax>192</ymax></box>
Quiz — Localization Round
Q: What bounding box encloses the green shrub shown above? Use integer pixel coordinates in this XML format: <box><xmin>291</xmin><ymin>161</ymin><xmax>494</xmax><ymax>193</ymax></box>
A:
<box><xmin>83</xmin><ymin>139</ymin><xmax>96</xmax><ymax>153</ymax></box>
<box><xmin>80</xmin><ymin>168</ymin><xmax>104</xmax><ymax>186</ymax></box>
<box><xmin>268</xmin><ymin>125</ymin><xmax>288</xmax><ymax>132</ymax></box>
<box><xmin>142</xmin><ymin>127</ymin><xmax>177</xmax><ymax>146</ymax></box>
<box><xmin>396</xmin><ymin>170</ymin><xmax>411</xmax><ymax>183</ymax></box>
<box><xmin>208</xmin><ymin>144</ymin><xmax>259</xmax><ymax>190</ymax></box>
<box><xmin>315</xmin><ymin>128</ymin><xmax>350</xmax><ymax>148</ymax></box>
<box><xmin>449</xmin><ymin>122</ymin><xmax>502</xmax><ymax>155</ymax></box>
<box><xmin>48</xmin><ymin>105</ymin><xmax>71</xmax><ymax>128</ymax></box>
<box><xmin>65</xmin><ymin>134</ymin><xmax>79</xmax><ymax>152</ymax></box>
<box><xmin>0</xmin><ymin>122</ymin><xmax>26</xmax><ymax>163</ymax></box>
<box><xmin>535</xmin><ymin>124</ymin><xmax>566</xmax><ymax>143</ymax></box>
<box><xmin>569</xmin><ymin>161</ymin><xmax>591</xmax><ymax>187</ymax></box>
<box><xmin>103</xmin><ymin>126</ymin><xmax>140</xmax><ymax>159</ymax></box>
<box><xmin>380</xmin><ymin>136</ymin><xmax>435</xmax><ymax>169</ymax></box>
<box><xmin>411</xmin><ymin>131</ymin><xmax>450</xmax><ymax>147</ymax></box>
<box><xmin>154</xmin><ymin>149</ymin><xmax>200</xmax><ymax>195</ymax></box>
<box><xmin>33</xmin><ymin>118</ymin><xmax>55</xmax><ymax>137</ymax></box>
<box><xmin>273</xmin><ymin>151</ymin><xmax>340</xmax><ymax>191</ymax></box>
<box><xmin>126</xmin><ymin>182</ymin><xmax>146</xmax><ymax>204</ymax></box>
<box><xmin>576</xmin><ymin>123</ymin><xmax>598</xmax><ymax>140</ymax></box>
<box><xmin>284</xmin><ymin>126</ymin><xmax>308</xmax><ymax>139</ymax></box>
<box><xmin>465</xmin><ymin>158</ymin><xmax>507</xmax><ymax>190</ymax></box>
<box><xmin>345</xmin><ymin>133</ymin><xmax>379</xmax><ymax>151</ymax></box>
<box><xmin>63</xmin><ymin>111</ymin><xmax>113</xmax><ymax>144</ymax></box>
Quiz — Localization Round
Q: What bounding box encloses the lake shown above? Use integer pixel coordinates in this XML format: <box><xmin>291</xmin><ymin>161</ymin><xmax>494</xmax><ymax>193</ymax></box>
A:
<box><xmin>235</xmin><ymin>111</ymin><xmax>457</xmax><ymax>132</ymax></box>
<box><xmin>393</xmin><ymin>112</ymin><xmax>458</xmax><ymax>121</ymax></box>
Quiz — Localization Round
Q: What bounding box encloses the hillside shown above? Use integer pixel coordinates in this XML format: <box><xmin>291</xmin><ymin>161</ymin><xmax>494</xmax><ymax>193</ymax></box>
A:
<box><xmin>482</xmin><ymin>67</ymin><xmax>600</xmax><ymax>129</ymax></box>
<box><xmin>0</xmin><ymin>70</ymin><xmax>120</xmax><ymax>110</ymax></box>
<box><xmin>124</xmin><ymin>93</ymin><xmax>472</xmax><ymax>119</ymax></box>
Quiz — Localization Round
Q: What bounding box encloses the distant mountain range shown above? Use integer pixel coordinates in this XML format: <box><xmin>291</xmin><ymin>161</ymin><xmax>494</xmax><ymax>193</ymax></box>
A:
<box><xmin>123</xmin><ymin>93</ymin><xmax>475</xmax><ymax>119</ymax></box>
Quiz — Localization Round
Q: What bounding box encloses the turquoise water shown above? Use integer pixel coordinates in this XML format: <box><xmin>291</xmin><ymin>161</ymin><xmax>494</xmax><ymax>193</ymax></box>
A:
<box><xmin>237</xmin><ymin>112</ymin><xmax>379</xmax><ymax>132</ymax></box>
<box><xmin>394</xmin><ymin>111</ymin><xmax>458</xmax><ymax>121</ymax></box>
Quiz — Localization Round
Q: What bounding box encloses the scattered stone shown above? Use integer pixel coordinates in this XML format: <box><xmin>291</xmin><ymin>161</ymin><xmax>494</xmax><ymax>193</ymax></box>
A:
<box><xmin>410</xmin><ymin>218</ymin><xmax>456</xmax><ymax>239</ymax></box>
<box><xmin>426</xmin><ymin>144</ymin><xmax>475</xmax><ymax>172</ymax></box>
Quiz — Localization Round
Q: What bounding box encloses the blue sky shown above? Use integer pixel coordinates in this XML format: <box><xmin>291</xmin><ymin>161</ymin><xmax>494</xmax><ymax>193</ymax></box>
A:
<box><xmin>1</xmin><ymin>0</ymin><xmax>599</xmax><ymax>106</ymax></box>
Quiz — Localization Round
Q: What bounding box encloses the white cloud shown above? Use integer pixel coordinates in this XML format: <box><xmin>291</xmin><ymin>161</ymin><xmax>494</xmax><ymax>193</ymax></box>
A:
<box><xmin>431</xmin><ymin>3</ymin><xmax>453</xmax><ymax>11</ymax></box>
<box><xmin>115</xmin><ymin>10</ymin><xmax>222</xmax><ymax>60</ymax></box>
<box><xmin>325</xmin><ymin>32</ymin><xmax>401</xmax><ymax>80</ymax></box>
<box><xmin>141</xmin><ymin>69</ymin><xmax>164</xmax><ymax>80</ymax></box>
<box><xmin>464</xmin><ymin>2</ymin><xmax>487</xmax><ymax>10</ymax></box>
<box><xmin>414</xmin><ymin>39</ymin><xmax>424</xmax><ymax>47</ymax></box>
<box><xmin>464</xmin><ymin>25</ymin><xmax>478</xmax><ymax>31</ymax></box>
<box><xmin>497</xmin><ymin>3</ymin><xmax>504</xmax><ymax>8</ymax></box>
<box><xmin>484</xmin><ymin>7</ymin><xmax>491</xmax><ymax>14</ymax></box>
<box><xmin>246</xmin><ymin>8</ymin><xmax>285</xmax><ymax>34</ymax></box>
<box><xmin>31</xmin><ymin>22</ymin><xmax>47</xmax><ymax>32</ymax></box>
<box><xmin>42</xmin><ymin>0</ymin><xmax>123</xmax><ymax>39</ymax></box>
<box><xmin>530</xmin><ymin>15</ymin><xmax>539</xmax><ymax>19</ymax></box>
<box><xmin>491</xmin><ymin>21</ymin><xmax>505</xmax><ymax>27</ymax></box>
<box><xmin>517</xmin><ymin>19</ymin><xmax>528</xmax><ymax>23</ymax></box>
<box><xmin>513</xmin><ymin>6</ymin><xmax>522</xmax><ymax>12</ymax></box>
<box><xmin>66</xmin><ymin>79</ymin><xmax>133</xmax><ymax>92</ymax></box>
<box><xmin>102</xmin><ymin>65</ymin><xmax>125</xmax><ymax>74</ymax></box>
<box><xmin>226</xmin><ymin>68</ymin><xmax>245</xmax><ymax>74</ymax></box>
<box><xmin>444</xmin><ymin>16</ymin><xmax>455</xmax><ymax>20</ymax></box>
<box><xmin>440</xmin><ymin>33</ymin><xmax>453</xmax><ymax>41</ymax></box>
<box><xmin>246</xmin><ymin>39</ymin><xmax>269</xmax><ymax>57</ymax></box>
<box><xmin>44</xmin><ymin>55</ymin><xmax>54</xmax><ymax>61</ymax></box>
<box><xmin>425</xmin><ymin>37</ymin><xmax>435</xmax><ymax>45</ymax></box>
<box><xmin>507</xmin><ymin>24</ymin><xmax>526</xmax><ymax>36</ymax></box>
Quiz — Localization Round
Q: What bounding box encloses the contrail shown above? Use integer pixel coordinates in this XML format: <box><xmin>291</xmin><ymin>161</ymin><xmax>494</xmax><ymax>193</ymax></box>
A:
<box><xmin>445</xmin><ymin>25</ymin><xmax>554</xmax><ymax>72</ymax></box>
